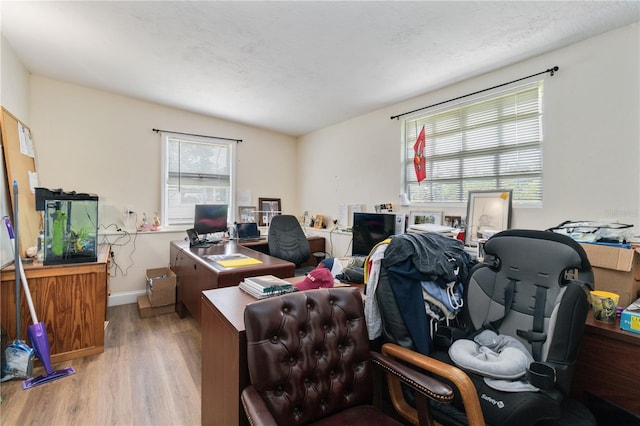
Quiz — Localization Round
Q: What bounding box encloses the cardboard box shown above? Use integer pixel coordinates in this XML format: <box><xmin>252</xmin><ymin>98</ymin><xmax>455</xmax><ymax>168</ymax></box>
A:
<box><xmin>145</xmin><ymin>267</ymin><xmax>176</xmax><ymax>307</ymax></box>
<box><xmin>580</xmin><ymin>244</ymin><xmax>640</xmax><ymax>307</ymax></box>
<box><xmin>137</xmin><ymin>295</ymin><xmax>175</xmax><ymax>318</ymax></box>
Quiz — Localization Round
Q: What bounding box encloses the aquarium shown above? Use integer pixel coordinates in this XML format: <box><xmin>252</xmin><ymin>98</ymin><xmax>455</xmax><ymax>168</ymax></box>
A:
<box><xmin>35</xmin><ymin>188</ymin><xmax>99</xmax><ymax>266</ymax></box>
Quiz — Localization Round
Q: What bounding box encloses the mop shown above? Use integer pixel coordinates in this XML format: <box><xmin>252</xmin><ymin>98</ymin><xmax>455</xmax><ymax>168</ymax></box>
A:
<box><xmin>5</xmin><ymin>181</ymin><xmax>75</xmax><ymax>389</ymax></box>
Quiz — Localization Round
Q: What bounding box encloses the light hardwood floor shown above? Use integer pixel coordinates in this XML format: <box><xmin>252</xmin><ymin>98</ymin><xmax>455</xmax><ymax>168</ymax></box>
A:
<box><xmin>0</xmin><ymin>303</ymin><xmax>201</xmax><ymax>425</ymax></box>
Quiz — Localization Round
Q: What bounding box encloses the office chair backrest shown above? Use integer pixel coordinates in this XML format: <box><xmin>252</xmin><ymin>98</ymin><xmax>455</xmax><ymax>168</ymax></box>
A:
<box><xmin>268</xmin><ymin>214</ymin><xmax>311</xmax><ymax>267</ymax></box>
<box><xmin>244</xmin><ymin>287</ymin><xmax>373</xmax><ymax>425</ymax></box>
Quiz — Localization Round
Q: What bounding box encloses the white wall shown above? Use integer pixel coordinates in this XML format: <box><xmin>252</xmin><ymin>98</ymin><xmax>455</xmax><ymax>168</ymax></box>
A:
<box><xmin>298</xmin><ymin>23</ymin><xmax>640</xmax><ymax>235</ymax></box>
<box><xmin>25</xmin><ymin>77</ymin><xmax>298</xmax><ymax>304</ymax></box>
<box><xmin>0</xmin><ymin>36</ymin><xmax>30</xmax><ymax>124</ymax></box>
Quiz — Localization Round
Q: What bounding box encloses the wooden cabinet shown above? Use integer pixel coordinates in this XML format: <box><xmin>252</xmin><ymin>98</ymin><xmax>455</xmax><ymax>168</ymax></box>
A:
<box><xmin>571</xmin><ymin>311</ymin><xmax>640</xmax><ymax>416</ymax></box>
<box><xmin>201</xmin><ymin>287</ymin><xmax>253</xmax><ymax>426</ymax></box>
<box><xmin>0</xmin><ymin>244</ymin><xmax>110</xmax><ymax>364</ymax></box>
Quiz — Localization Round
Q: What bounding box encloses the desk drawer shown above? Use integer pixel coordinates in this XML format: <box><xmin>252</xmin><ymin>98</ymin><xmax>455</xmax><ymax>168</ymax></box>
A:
<box><xmin>577</xmin><ymin>333</ymin><xmax>639</xmax><ymax>378</ymax></box>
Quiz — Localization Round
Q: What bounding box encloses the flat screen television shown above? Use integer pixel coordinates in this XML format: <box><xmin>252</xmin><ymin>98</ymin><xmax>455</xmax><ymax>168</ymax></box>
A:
<box><xmin>352</xmin><ymin>212</ymin><xmax>397</xmax><ymax>256</ymax></box>
<box><xmin>193</xmin><ymin>204</ymin><xmax>229</xmax><ymax>237</ymax></box>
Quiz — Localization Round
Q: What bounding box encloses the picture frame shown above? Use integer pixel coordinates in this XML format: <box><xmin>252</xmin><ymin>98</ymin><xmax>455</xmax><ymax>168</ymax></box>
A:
<box><xmin>258</xmin><ymin>197</ymin><xmax>281</xmax><ymax>226</ymax></box>
<box><xmin>409</xmin><ymin>210</ymin><xmax>443</xmax><ymax>226</ymax></box>
<box><xmin>237</xmin><ymin>206</ymin><xmax>257</xmax><ymax>223</ymax></box>
<box><xmin>444</xmin><ymin>215</ymin><xmax>462</xmax><ymax>228</ymax></box>
<box><xmin>465</xmin><ymin>189</ymin><xmax>512</xmax><ymax>246</ymax></box>
<box><xmin>313</xmin><ymin>214</ymin><xmax>324</xmax><ymax>229</ymax></box>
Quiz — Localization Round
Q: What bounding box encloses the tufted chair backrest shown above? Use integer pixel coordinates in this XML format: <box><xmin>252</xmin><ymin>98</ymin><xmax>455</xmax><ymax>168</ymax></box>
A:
<box><xmin>244</xmin><ymin>287</ymin><xmax>372</xmax><ymax>425</ymax></box>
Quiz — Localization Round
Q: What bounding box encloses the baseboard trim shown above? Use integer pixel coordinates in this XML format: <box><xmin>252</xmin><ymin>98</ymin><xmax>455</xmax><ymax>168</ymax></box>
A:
<box><xmin>108</xmin><ymin>290</ymin><xmax>147</xmax><ymax>307</ymax></box>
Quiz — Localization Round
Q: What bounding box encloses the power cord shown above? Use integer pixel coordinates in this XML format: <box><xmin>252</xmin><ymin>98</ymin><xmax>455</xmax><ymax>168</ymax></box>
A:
<box><xmin>99</xmin><ymin>223</ymin><xmax>138</xmax><ymax>277</ymax></box>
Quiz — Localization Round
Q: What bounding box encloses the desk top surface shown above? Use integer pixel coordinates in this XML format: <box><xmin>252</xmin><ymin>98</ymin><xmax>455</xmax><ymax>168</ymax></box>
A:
<box><xmin>584</xmin><ymin>309</ymin><xmax>640</xmax><ymax>346</ymax></box>
<box><xmin>202</xmin><ymin>278</ymin><xmax>362</xmax><ymax>333</ymax></box>
<box><xmin>171</xmin><ymin>239</ymin><xmax>294</xmax><ymax>272</ymax></box>
<box><xmin>1</xmin><ymin>243</ymin><xmax>110</xmax><ymax>274</ymax></box>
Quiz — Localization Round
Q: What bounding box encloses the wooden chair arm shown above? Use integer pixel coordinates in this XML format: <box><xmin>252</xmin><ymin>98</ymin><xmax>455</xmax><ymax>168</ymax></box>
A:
<box><xmin>241</xmin><ymin>385</ymin><xmax>278</xmax><ymax>426</ymax></box>
<box><xmin>381</xmin><ymin>343</ymin><xmax>485</xmax><ymax>426</ymax></box>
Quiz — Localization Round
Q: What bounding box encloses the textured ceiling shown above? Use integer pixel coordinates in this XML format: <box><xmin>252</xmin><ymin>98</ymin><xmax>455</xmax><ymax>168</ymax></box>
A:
<box><xmin>2</xmin><ymin>1</ymin><xmax>639</xmax><ymax>136</ymax></box>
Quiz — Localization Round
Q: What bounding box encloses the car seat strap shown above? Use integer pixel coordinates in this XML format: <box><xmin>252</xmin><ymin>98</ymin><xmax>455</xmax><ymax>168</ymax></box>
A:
<box><xmin>485</xmin><ymin>278</ymin><xmax>516</xmax><ymax>332</ymax></box>
<box><xmin>517</xmin><ymin>285</ymin><xmax>548</xmax><ymax>361</ymax></box>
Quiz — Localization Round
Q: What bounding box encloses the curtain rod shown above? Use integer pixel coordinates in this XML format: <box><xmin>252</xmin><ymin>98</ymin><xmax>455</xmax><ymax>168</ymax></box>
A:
<box><xmin>152</xmin><ymin>128</ymin><xmax>242</xmax><ymax>143</ymax></box>
<box><xmin>390</xmin><ymin>65</ymin><xmax>559</xmax><ymax>121</ymax></box>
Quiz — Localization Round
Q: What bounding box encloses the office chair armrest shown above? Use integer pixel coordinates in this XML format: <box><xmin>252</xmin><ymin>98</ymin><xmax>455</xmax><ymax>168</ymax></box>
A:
<box><xmin>380</xmin><ymin>343</ymin><xmax>486</xmax><ymax>426</ymax></box>
<box><xmin>241</xmin><ymin>385</ymin><xmax>278</xmax><ymax>426</ymax></box>
<box><xmin>370</xmin><ymin>351</ymin><xmax>454</xmax><ymax>403</ymax></box>
<box><xmin>371</xmin><ymin>348</ymin><xmax>455</xmax><ymax>426</ymax></box>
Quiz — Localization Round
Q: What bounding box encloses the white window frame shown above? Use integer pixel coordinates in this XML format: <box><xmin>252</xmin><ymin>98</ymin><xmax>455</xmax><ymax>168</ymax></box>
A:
<box><xmin>402</xmin><ymin>81</ymin><xmax>544</xmax><ymax>207</ymax></box>
<box><xmin>160</xmin><ymin>132</ymin><xmax>236</xmax><ymax>229</ymax></box>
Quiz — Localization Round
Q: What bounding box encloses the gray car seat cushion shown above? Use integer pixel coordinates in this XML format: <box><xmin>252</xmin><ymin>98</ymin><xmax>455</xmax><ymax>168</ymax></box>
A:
<box><xmin>449</xmin><ymin>330</ymin><xmax>534</xmax><ymax>380</ymax></box>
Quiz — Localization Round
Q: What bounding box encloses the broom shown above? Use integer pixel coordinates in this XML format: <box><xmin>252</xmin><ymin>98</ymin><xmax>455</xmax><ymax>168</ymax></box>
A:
<box><xmin>6</xmin><ymin>181</ymin><xmax>75</xmax><ymax>389</ymax></box>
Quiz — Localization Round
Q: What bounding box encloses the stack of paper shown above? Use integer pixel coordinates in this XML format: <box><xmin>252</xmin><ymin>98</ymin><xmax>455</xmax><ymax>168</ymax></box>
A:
<box><xmin>206</xmin><ymin>253</ymin><xmax>263</xmax><ymax>267</ymax></box>
<box><xmin>239</xmin><ymin>275</ymin><xmax>295</xmax><ymax>299</ymax></box>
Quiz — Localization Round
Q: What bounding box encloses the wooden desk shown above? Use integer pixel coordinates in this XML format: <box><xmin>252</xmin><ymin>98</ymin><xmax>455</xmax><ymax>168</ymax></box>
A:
<box><xmin>0</xmin><ymin>244</ymin><xmax>110</xmax><ymax>363</ymax></box>
<box><xmin>170</xmin><ymin>236</ymin><xmax>326</xmax><ymax>323</ymax></box>
<box><xmin>170</xmin><ymin>240</ymin><xmax>295</xmax><ymax>323</ymax></box>
<box><xmin>571</xmin><ymin>310</ymin><xmax>640</xmax><ymax>415</ymax></box>
<box><xmin>200</xmin><ymin>281</ymin><xmax>362</xmax><ymax>426</ymax></box>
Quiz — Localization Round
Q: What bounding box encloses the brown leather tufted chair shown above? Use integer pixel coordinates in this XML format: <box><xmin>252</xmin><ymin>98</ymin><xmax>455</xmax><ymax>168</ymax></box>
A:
<box><xmin>241</xmin><ymin>287</ymin><xmax>456</xmax><ymax>425</ymax></box>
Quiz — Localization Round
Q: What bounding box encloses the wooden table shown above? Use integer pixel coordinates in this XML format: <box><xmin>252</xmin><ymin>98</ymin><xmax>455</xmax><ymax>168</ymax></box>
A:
<box><xmin>0</xmin><ymin>244</ymin><xmax>110</xmax><ymax>363</ymax></box>
<box><xmin>571</xmin><ymin>310</ymin><xmax>640</xmax><ymax>416</ymax></box>
<box><xmin>170</xmin><ymin>236</ymin><xmax>326</xmax><ymax>323</ymax></box>
<box><xmin>170</xmin><ymin>240</ymin><xmax>295</xmax><ymax>323</ymax></box>
<box><xmin>200</xmin><ymin>281</ymin><xmax>362</xmax><ymax>426</ymax></box>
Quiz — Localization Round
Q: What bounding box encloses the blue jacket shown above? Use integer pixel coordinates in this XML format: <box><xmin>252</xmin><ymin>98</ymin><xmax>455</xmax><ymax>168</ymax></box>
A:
<box><xmin>382</xmin><ymin>232</ymin><xmax>470</xmax><ymax>354</ymax></box>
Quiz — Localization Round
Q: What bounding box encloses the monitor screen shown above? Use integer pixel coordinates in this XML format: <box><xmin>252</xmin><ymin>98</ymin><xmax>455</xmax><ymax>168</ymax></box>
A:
<box><xmin>352</xmin><ymin>212</ymin><xmax>397</xmax><ymax>256</ymax></box>
<box><xmin>193</xmin><ymin>204</ymin><xmax>228</xmax><ymax>235</ymax></box>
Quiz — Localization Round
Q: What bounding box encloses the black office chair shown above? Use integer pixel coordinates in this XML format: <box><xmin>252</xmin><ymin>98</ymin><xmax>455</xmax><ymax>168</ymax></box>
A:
<box><xmin>268</xmin><ymin>214</ymin><xmax>315</xmax><ymax>275</ymax></box>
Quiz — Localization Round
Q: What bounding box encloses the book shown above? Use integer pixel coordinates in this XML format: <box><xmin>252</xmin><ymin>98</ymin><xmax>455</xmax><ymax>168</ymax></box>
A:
<box><xmin>244</xmin><ymin>274</ymin><xmax>291</xmax><ymax>291</ymax></box>
<box><xmin>239</xmin><ymin>281</ymin><xmax>296</xmax><ymax>299</ymax></box>
<box><xmin>239</xmin><ymin>275</ymin><xmax>295</xmax><ymax>299</ymax></box>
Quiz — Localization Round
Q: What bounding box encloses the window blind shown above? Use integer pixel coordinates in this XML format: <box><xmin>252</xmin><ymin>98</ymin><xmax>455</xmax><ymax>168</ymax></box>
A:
<box><xmin>404</xmin><ymin>82</ymin><xmax>543</xmax><ymax>205</ymax></box>
<box><xmin>163</xmin><ymin>135</ymin><xmax>232</xmax><ymax>226</ymax></box>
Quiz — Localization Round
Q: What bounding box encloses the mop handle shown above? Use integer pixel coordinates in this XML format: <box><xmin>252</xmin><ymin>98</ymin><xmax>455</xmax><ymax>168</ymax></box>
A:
<box><xmin>4</xmin><ymin>215</ymin><xmax>39</xmax><ymax>324</ymax></box>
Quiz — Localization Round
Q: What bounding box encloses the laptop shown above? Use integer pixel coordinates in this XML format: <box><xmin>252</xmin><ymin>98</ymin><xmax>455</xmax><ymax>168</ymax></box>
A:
<box><xmin>235</xmin><ymin>222</ymin><xmax>265</xmax><ymax>241</ymax></box>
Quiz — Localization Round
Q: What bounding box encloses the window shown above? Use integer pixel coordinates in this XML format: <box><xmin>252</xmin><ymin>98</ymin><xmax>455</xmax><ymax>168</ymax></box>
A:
<box><xmin>403</xmin><ymin>82</ymin><xmax>543</xmax><ymax>205</ymax></box>
<box><xmin>161</xmin><ymin>132</ymin><xmax>235</xmax><ymax>227</ymax></box>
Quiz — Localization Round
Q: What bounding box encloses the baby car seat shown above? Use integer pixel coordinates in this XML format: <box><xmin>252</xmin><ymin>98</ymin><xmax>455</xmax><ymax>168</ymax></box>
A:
<box><xmin>376</xmin><ymin>229</ymin><xmax>595</xmax><ymax>426</ymax></box>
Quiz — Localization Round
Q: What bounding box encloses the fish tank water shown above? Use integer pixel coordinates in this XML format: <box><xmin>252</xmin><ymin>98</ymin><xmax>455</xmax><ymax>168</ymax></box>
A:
<box><xmin>35</xmin><ymin>188</ymin><xmax>99</xmax><ymax>266</ymax></box>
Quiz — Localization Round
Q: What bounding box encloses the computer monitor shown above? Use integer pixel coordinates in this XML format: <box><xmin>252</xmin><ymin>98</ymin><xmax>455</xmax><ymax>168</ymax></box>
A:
<box><xmin>352</xmin><ymin>212</ymin><xmax>397</xmax><ymax>256</ymax></box>
<box><xmin>193</xmin><ymin>204</ymin><xmax>229</xmax><ymax>237</ymax></box>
